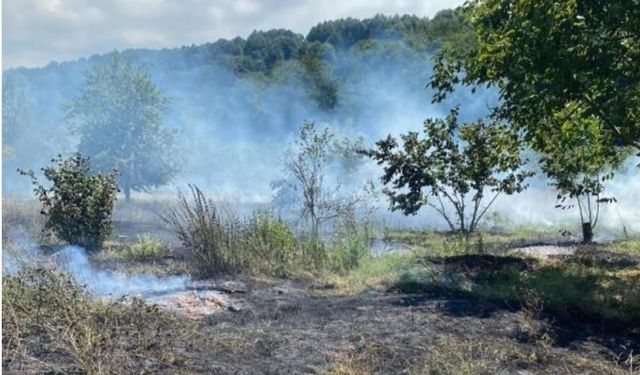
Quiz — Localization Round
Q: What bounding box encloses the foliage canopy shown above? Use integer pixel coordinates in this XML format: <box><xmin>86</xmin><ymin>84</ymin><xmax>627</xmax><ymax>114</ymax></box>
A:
<box><xmin>365</xmin><ymin>108</ymin><xmax>532</xmax><ymax>233</ymax></box>
<box><xmin>431</xmin><ymin>0</ymin><xmax>640</xmax><ymax>153</ymax></box>
<box><xmin>19</xmin><ymin>153</ymin><xmax>118</xmax><ymax>250</ymax></box>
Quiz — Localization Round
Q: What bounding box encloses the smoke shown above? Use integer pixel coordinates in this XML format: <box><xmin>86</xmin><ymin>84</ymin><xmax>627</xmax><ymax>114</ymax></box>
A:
<box><xmin>4</xmin><ymin>229</ymin><xmax>189</xmax><ymax>297</ymax></box>
<box><xmin>2</xmin><ymin>35</ymin><xmax>639</xmax><ymax>236</ymax></box>
<box><xmin>2</xmin><ymin>228</ymin><xmax>42</xmax><ymax>275</ymax></box>
<box><xmin>56</xmin><ymin>246</ymin><xmax>189</xmax><ymax>297</ymax></box>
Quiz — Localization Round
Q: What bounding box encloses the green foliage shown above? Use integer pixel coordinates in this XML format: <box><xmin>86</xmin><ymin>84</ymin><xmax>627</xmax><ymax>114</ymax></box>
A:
<box><xmin>365</xmin><ymin>108</ymin><xmax>532</xmax><ymax>233</ymax></box>
<box><xmin>163</xmin><ymin>185</ymin><xmax>306</xmax><ymax>277</ymax></box>
<box><xmin>431</xmin><ymin>0</ymin><xmax>640</xmax><ymax>154</ymax></box>
<box><xmin>307</xmin><ymin>13</ymin><xmax>471</xmax><ymax>52</ymax></box>
<box><xmin>328</xmin><ymin>219</ymin><xmax>372</xmax><ymax>273</ymax></box>
<box><xmin>389</xmin><ymin>249</ymin><xmax>640</xmax><ymax>326</ymax></box>
<box><xmin>3</xmin><ymin>266</ymin><xmax>189</xmax><ymax>373</ymax></box>
<box><xmin>538</xmin><ymin>104</ymin><xmax>629</xmax><ymax>241</ymax></box>
<box><xmin>182</xmin><ymin>13</ymin><xmax>472</xmax><ymax>109</ymax></box>
<box><xmin>129</xmin><ymin>234</ymin><xmax>169</xmax><ymax>261</ymax></box>
<box><xmin>65</xmin><ymin>51</ymin><xmax>180</xmax><ymax>200</ymax></box>
<box><xmin>19</xmin><ymin>153</ymin><xmax>118</xmax><ymax>250</ymax></box>
<box><xmin>245</xmin><ymin>210</ymin><xmax>297</xmax><ymax>276</ymax></box>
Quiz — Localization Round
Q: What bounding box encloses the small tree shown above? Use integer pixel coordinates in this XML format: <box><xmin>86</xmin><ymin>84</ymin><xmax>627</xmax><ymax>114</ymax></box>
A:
<box><xmin>272</xmin><ymin>121</ymin><xmax>372</xmax><ymax>239</ymax></box>
<box><xmin>19</xmin><ymin>153</ymin><xmax>118</xmax><ymax>250</ymax></box>
<box><xmin>539</xmin><ymin>104</ymin><xmax>627</xmax><ymax>243</ymax></box>
<box><xmin>365</xmin><ymin>108</ymin><xmax>532</xmax><ymax>234</ymax></box>
<box><xmin>65</xmin><ymin>51</ymin><xmax>179</xmax><ymax>201</ymax></box>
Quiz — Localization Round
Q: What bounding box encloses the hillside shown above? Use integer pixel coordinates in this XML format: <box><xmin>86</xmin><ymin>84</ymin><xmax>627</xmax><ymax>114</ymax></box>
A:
<box><xmin>2</xmin><ymin>10</ymin><xmax>476</xmax><ymax>195</ymax></box>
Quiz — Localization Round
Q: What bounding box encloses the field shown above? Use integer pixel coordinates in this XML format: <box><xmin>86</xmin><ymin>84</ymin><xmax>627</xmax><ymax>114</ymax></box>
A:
<box><xmin>3</xmin><ymin>198</ymin><xmax>639</xmax><ymax>374</ymax></box>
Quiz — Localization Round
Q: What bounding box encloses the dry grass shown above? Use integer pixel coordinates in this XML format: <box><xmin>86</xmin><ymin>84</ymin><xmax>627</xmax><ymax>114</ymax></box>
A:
<box><xmin>415</xmin><ymin>337</ymin><xmax>539</xmax><ymax>375</ymax></box>
<box><xmin>2</xmin><ymin>198</ymin><xmax>47</xmax><ymax>243</ymax></box>
<box><xmin>2</xmin><ymin>266</ymin><xmax>194</xmax><ymax>374</ymax></box>
<box><xmin>415</xmin><ymin>336</ymin><xmax>639</xmax><ymax>375</ymax></box>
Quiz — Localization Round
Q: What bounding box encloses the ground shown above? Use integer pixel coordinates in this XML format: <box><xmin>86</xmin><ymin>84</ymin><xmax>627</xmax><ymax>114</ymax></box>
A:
<box><xmin>3</xmin><ymin>199</ymin><xmax>640</xmax><ymax>374</ymax></box>
<box><xmin>165</xmin><ymin>274</ymin><xmax>638</xmax><ymax>374</ymax></box>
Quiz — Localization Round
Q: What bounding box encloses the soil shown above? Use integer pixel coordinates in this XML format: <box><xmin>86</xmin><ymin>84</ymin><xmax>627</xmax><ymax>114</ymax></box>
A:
<box><xmin>165</xmin><ymin>277</ymin><xmax>638</xmax><ymax>374</ymax></box>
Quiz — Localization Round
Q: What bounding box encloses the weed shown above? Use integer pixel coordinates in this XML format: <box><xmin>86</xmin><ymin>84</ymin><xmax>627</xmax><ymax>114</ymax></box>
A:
<box><xmin>128</xmin><ymin>234</ymin><xmax>169</xmax><ymax>261</ymax></box>
<box><xmin>244</xmin><ymin>210</ymin><xmax>298</xmax><ymax>276</ymax></box>
<box><xmin>162</xmin><ymin>184</ymin><xmax>246</xmax><ymax>276</ymax></box>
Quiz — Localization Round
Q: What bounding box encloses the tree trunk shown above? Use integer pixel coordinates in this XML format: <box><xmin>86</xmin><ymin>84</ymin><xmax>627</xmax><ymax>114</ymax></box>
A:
<box><xmin>582</xmin><ymin>222</ymin><xmax>593</xmax><ymax>243</ymax></box>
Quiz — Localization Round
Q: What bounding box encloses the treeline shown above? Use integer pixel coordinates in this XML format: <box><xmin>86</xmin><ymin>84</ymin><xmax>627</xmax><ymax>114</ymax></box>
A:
<box><xmin>7</xmin><ymin>10</ymin><xmax>470</xmax><ymax>109</ymax></box>
<box><xmin>174</xmin><ymin>11</ymin><xmax>469</xmax><ymax>74</ymax></box>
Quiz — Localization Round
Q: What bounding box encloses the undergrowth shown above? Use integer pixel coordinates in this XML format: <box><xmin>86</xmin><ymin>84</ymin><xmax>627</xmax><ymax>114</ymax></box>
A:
<box><xmin>162</xmin><ymin>184</ymin><xmax>372</xmax><ymax>278</ymax></box>
<box><xmin>2</xmin><ymin>266</ymin><xmax>193</xmax><ymax>374</ymax></box>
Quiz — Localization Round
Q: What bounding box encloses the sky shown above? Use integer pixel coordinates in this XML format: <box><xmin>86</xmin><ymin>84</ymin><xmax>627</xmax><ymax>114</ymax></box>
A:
<box><xmin>3</xmin><ymin>0</ymin><xmax>465</xmax><ymax>69</ymax></box>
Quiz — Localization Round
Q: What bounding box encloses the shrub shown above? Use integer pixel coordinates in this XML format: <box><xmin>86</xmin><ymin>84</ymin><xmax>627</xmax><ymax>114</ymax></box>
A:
<box><xmin>245</xmin><ymin>210</ymin><xmax>297</xmax><ymax>276</ymax></box>
<box><xmin>329</xmin><ymin>219</ymin><xmax>372</xmax><ymax>273</ymax></box>
<box><xmin>19</xmin><ymin>153</ymin><xmax>118</xmax><ymax>250</ymax></box>
<box><xmin>2</xmin><ymin>266</ymin><xmax>190</xmax><ymax>373</ymax></box>
<box><xmin>364</xmin><ymin>108</ymin><xmax>532</xmax><ymax>234</ymax></box>
<box><xmin>163</xmin><ymin>185</ymin><xmax>332</xmax><ymax>277</ymax></box>
<box><xmin>128</xmin><ymin>234</ymin><xmax>169</xmax><ymax>261</ymax></box>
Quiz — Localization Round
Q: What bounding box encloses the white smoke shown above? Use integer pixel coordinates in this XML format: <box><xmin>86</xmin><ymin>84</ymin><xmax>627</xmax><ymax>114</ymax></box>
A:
<box><xmin>3</xmin><ymin>229</ymin><xmax>189</xmax><ymax>297</ymax></box>
<box><xmin>56</xmin><ymin>246</ymin><xmax>188</xmax><ymax>297</ymax></box>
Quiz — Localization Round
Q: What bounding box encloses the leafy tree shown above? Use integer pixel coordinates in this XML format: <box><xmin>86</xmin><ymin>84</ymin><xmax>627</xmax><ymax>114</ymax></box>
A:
<box><xmin>19</xmin><ymin>153</ymin><xmax>118</xmax><ymax>250</ymax></box>
<box><xmin>65</xmin><ymin>52</ymin><xmax>179</xmax><ymax>201</ymax></box>
<box><xmin>365</xmin><ymin>108</ymin><xmax>532</xmax><ymax>234</ymax></box>
<box><xmin>431</xmin><ymin>0</ymin><xmax>640</xmax><ymax>154</ymax></box>
<box><xmin>539</xmin><ymin>104</ymin><xmax>627</xmax><ymax>242</ymax></box>
<box><xmin>300</xmin><ymin>43</ymin><xmax>340</xmax><ymax>110</ymax></box>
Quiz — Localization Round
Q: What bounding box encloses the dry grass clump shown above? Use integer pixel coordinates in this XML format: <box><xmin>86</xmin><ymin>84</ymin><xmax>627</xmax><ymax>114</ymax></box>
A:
<box><xmin>414</xmin><ymin>336</ymin><xmax>639</xmax><ymax>375</ymax></box>
<box><xmin>2</xmin><ymin>198</ymin><xmax>47</xmax><ymax>243</ymax></box>
<box><xmin>415</xmin><ymin>336</ymin><xmax>542</xmax><ymax>375</ymax></box>
<box><xmin>161</xmin><ymin>184</ymin><xmax>247</xmax><ymax>276</ymax></box>
<box><xmin>3</xmin><ymin>266</ymin><xmax>192</xmax><ymax>374</ymax></box>
<box><xmin>162</xmin><ymin>184</ymin><xmax>374</xmax><ymax>278</ymax></box>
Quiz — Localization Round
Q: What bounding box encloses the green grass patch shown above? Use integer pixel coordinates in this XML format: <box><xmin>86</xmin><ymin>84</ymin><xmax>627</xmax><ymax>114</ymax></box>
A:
<box><xmin>327</xmin><ymin>253</ymin><xmax>416</xmax><ymax>295</ymax></box>
<box><xmin>336</xmin><ymin>232</ymin><xmax>640</xmax><ymax>328</ymax></box>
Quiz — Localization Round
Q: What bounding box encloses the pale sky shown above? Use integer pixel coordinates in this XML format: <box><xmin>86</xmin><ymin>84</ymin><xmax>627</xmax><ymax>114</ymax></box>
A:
<box><xmin>2</xmin><ymin>0</ymin><xmax>465</xmax><ymax>69</ymax></box>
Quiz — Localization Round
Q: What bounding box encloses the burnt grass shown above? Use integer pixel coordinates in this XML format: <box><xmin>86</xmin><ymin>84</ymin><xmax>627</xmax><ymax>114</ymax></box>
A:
<box><xmin>4</xmin><ymin>202</ymin><xmax>639</xmax><ymax>374</ymax></box>
<box><xmin>171</xmin><ymin>272</ymin><xmax>639</xmax><ymax>374</ymax></box>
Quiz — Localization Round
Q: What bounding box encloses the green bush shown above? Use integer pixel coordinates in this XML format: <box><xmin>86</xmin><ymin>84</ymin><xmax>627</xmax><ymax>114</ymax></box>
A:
<box><xmin>245</xmin><ymin>211</ymin><xmax>297</xmax><ymax>276</ymax></box>
<box><xmin>19</xmin><ymin>153</ymin><xmax>118</xmax><ymax>250</ymax></box>
<box><xmin>329</xmin><ymin>231</ymin><xmax>370</xmax><ymax>273</ymax></box>
<box><xmin>128</xmin><ymin>234</ymin><xmax>169</xmax><ymax>261</ymax></box>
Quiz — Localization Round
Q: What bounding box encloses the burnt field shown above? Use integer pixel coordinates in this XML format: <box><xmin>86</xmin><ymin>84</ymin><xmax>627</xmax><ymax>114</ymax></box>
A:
<box><xmin>4</xmin><ymin>3</ymin><xmax>640</xmax><ymax>373</ymax></box>
<box><xmin>3</xmin><ymin>199</ymin><xmax>640</xmax><ymax>374</ymax></box>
